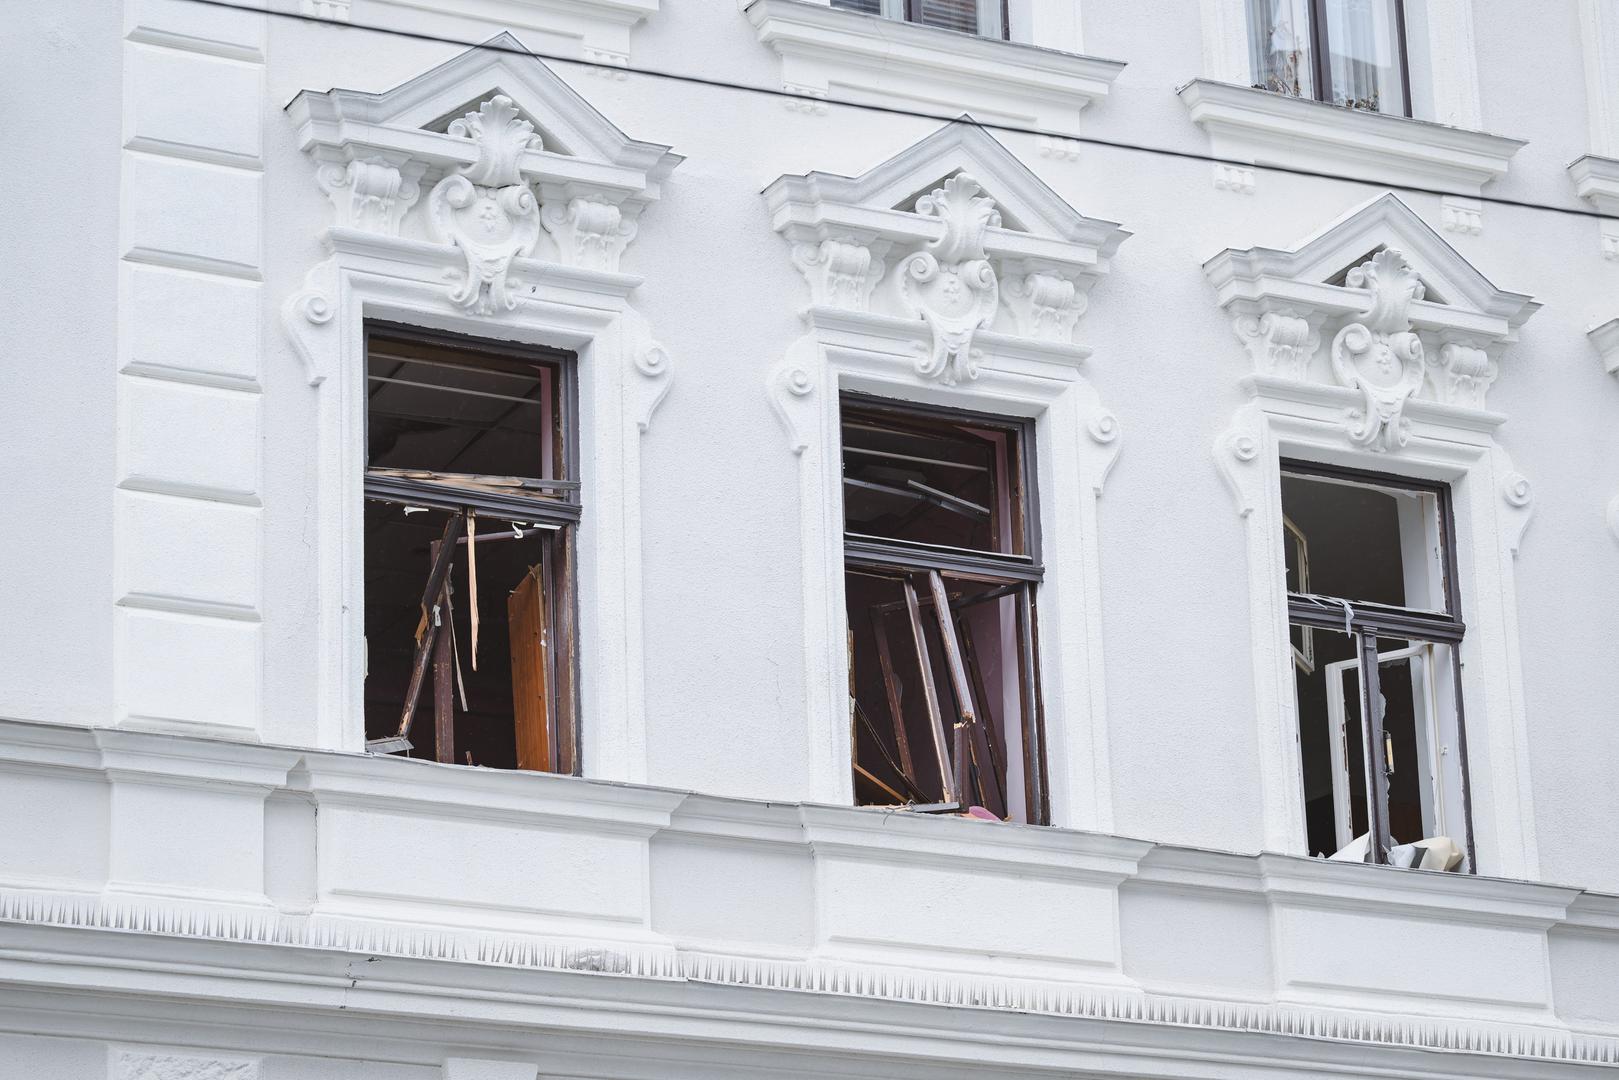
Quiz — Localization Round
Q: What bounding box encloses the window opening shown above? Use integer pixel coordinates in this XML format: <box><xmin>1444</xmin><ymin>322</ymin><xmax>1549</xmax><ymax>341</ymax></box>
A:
<box><xmin>1282</xmin><ymin>463</ymin><xmax>1471</xmax><ymax>870</ymax></box>
<box><xmin>363</xmin><ymin>325</ymin><xmax>578</xmax><ymax>774</ymax></box>
<box><xmin>841</xmin><ymin>396</ymin><xmax>1047</xmax><ymax>823</ymax></box>
<box><xmin>830</xmin><ymin>0</ymin><xmax>1009</xmax><ymax>40</ymax></box>
<box><xmin>1247</xmin><ymin>0</ymin><xmax>1412</xmax><ymax>116</ymax></box>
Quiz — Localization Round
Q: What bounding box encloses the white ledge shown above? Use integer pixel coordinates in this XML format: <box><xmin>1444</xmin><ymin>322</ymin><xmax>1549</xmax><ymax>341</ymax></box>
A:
<box><xmin>1591</xmin><ymin>316</ymin><xmax>1619</xmax><ymax>375</ymax></box>
<box><xmin>354</xmin><ymin>0</ymin><xmax>658</xmax><ymax>66</ymax></box>
<box><xmin>1569</xmin><ymin>153</ymin><xmax>1619</xmax><ymax>212</ymax></box>
<box><xmin>1178</xmin><ymin>79</ymin><xmax>1526</xmax><ymax>194</ymax></box>
<box><xmin>744</xmin><ymin>0</ymin><xmax>1124</xmax><ymax>136</ymax></box>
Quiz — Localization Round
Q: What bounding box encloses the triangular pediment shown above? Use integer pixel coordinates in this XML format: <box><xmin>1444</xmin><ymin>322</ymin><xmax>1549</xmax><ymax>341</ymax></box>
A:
<box><xmin>287</xmin><ymin>33</ymin><xmax>680</xmax><ymax>183</ymax></box>
<box><xmin>765</xmin><ymin>118</ymin><xmax>1128</xmax><ymax>254</ymax></box>
<box><xmin>1210</xmin><ymin>193</ymin><xmax>1537</xmax><ymax>327</ymax></box>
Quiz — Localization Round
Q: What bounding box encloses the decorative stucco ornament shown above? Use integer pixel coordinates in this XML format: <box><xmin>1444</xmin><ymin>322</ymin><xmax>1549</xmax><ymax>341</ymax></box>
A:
<box><xmin>428</xmin><ymin>96</ymin><xmax>543</xmax><ymax>314</ymax></box>
<box><xmin>902</xmin><ymin>173</ymin><xmax>1001</xmax><ymax>386</ymax></box>
<box><xmin>1330</xmin><ymin>248</ymin><xmax>1427</xmax><ymax>451</ymax></box>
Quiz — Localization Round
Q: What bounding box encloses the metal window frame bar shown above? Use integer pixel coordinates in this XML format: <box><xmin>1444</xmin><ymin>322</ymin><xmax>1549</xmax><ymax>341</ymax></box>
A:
<box><xmin>1281</xmin><ymin>459</ymin><xmax>1472</xmax><ymax>867</ymax></box>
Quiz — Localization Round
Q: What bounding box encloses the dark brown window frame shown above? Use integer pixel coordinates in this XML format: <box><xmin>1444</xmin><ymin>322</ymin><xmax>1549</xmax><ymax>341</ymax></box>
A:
<box><xmin>1282</xmin><ymin>459</ymin><xmax>1474</xmax><ymax>869</ymax></box>
<box><xmin>362</xmin><ymin>321</ymin><xmax>582</xmax><ymax>775</ymax></box>
<box><xmin>840</xmin><ymin>393</ymin><xmax>1049</xmax><ymax>824</ymax></box>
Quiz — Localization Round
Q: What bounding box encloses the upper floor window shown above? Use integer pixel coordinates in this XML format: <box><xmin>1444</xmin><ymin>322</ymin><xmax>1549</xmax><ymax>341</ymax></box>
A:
<box><xmin>1283</xmin><ymin>463</ymin><xmax>1472</xmax><ymax>871</ymax></box>
<box><xmin>841</xmin><ymin>396</ymin><xmax>1047</xmax><ymax>824</ymax></box>
<box><xmin>1248</xmin><ymin>0</ymin><xmax>1411</xmax><ymax>116</ymax></box>
<box><xmin>831</xmin><ymin>0</ymin><xmax>1007</xmax><ymax>39</ymax></box>
<box><xmin>363</xmin><ymin>325</ymin><xmax>579</xmax><ymax>774</ymax></box>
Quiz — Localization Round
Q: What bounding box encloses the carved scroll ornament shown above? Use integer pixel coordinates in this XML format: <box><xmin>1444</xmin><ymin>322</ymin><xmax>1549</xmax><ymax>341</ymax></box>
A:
<box><xmin>1330</xmin><ymin>249</ymin><xmax>1427</xmax><ymax>451</ymax></box>
<box><xmin>901</xmin><ymin>173</ymin><xmax>1001</xmax><ymax>386</ymax></box>
<box><xmin>428</xmin><ymin>96</ymin><xmax>543</xmax><ymax>314</ymax></box>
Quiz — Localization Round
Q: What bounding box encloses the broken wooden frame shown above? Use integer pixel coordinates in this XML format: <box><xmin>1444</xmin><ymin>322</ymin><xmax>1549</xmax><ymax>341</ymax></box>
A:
<box><xmin>841</xmin><ymin>395</ymin><xmax>1049</xmax><ymax>824</ymax></box>
<box><xmin>1281</xmin><ymin>460</ymin><xmax>1473</xmax><ymax>870</ymax></box>
<box><xmin>362</xmin><ymin>323</ymin><xmax>580</xmax><ymax>774</ymax></box>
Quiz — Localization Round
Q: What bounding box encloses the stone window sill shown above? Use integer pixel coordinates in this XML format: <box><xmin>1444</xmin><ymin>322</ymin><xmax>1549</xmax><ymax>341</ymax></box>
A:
<box><xmin>1178</xmin><ymin>79</ymin><xmax>1526</xmax><ymax>195</ymax></box>
<box><xmin>743</xmin><ymin>0</ymin><xmax>1124</xmax><ymax>137</ymax></box>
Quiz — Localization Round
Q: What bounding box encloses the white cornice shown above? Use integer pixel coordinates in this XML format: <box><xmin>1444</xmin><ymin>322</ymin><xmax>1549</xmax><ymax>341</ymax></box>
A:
<box><xmin>1592</xmin><ymin>317</ymin><xmax>1619</xmax><ymax>376</ymax></box>
<box><xmin>1569</xmin><ymin>153</ymin><xmax>1619</xmax><ymax>211</ymax></box>
<box><xmin>349</xmin><ymin>0</ymin><xmax>659</xmax><ymax>67</ymax></box>
<box><xmin>743</xmin><ymin>0</ymin><xmax>1124</xmax><ymax>136</ymax></box>
<box><xmin>1178</xmin><ymin>80</ymin><xmax>1526</xmax><ymax>195</ymax></box>
<box><xmin>1569</xmin><ymin>154</ymin><xmax>1619</xmax><ymax>258</ymax></box>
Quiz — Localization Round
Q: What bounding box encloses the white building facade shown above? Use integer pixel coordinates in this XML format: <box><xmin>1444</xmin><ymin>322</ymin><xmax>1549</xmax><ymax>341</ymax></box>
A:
<box><xmin>4</xmin><ymin>0</ymin><xmax>1619</xmax><ymax>1077</ymax></box>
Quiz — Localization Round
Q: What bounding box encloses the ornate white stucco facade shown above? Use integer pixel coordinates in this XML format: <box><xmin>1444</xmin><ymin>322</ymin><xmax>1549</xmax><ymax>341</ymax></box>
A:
<box><xmin>3</xmin><ymin>1</ymin><xmax>1619</xmax><ymax>1079</ymax></box>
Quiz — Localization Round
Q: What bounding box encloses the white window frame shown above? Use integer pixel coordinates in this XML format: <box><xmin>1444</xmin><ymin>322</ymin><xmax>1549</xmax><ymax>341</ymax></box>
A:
<box><xmin>1207</xmin><ymin>194</ymin><xmax>1541</xmax><ymax>877</ymax></box>
<box><xmin>280</xmin><ymin>38</ymin><xmax>678</xmax><ymax>783</ymax></box>
<box><xmin>764</xmin><ymin>121</ymin><xmax>1128</xmax><ymax>827</ymax></box>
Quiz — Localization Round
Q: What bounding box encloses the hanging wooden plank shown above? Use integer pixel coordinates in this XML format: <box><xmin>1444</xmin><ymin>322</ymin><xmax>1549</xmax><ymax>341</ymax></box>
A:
<box><xmin>396</xmin><ymin>513</ymin><xmax>466</xmax><ymax>740</ymax></box>
<box><xmin>508</xmin><ymin>562</ymin><xmax>552</xmax><ymax>773</ymax></box>
<box><xmin>432</xmin><ymin>545</ymin><xmax>455</xmax><ymax>765</ymax></box>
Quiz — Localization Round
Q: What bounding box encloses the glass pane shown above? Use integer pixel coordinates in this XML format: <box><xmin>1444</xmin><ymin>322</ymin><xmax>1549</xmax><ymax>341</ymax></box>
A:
<box><xmin>1323</xmin><ymin>0</ymin><xmax>1406</xmax><ymax>114</ymax></box>
<box><xmin>841</xmin><ymin>401</ymin><xmax>1028</xmax><ymax>557</ymax></box>
<box><xmin>367</xmin><ymin>333</ymin><xmax>561</xmax><ymax>482</ymax></box>
<box><xmin>916</xmin><ymin>0</ymin><xmax>981</xmax><ymax>34</ymax></box>
<box><xmin>1248</xmin><ymin>0</ymin><xmax>1315</xmax><ymax>98</ymax></box>
<box><xmin>1280</xmin><ymin>472</ymin><xmax>1449</xmax><ymax>613</ymax></box>
<box><xmin>829</xmin><ymin>0</ymin><xmax>883</xmax><ymax>14</ymax></box>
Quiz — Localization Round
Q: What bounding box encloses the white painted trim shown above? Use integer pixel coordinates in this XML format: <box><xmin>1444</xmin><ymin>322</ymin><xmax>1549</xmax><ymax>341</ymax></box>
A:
<box><xmin>1579</xmin><ymin>0</ymin><xmax>1619</xmax><ymax>159</ymax></box>
<box><xmin>1568</xmin><ymin>154</ymin><xmax>1619</xmax><ymax>259</ymax></box>
<box><xmin>1179</xmin><ymin>80</ymin><xmax>1523</xmax><ymax>196</ymax></box>
<box><xmin>1206</xmin><ymin>195</ymin><xmax>1541</xmax><ymax>878</ymax></box>
<box><xmin>762</xmin><ymin>121</ymin><xmax>1127</xmax><ymax>825</ymax></box>
<box><xmin>344</xmin><ymin>0</ymin><xmax>659</xmax><ymax>68</ymax></box>
<box><xmin>282</xmin><ymin>233</ymin><xmax>669</xmax><ymax>781</ymax></box>
<box><xmin>743</xmin><ymin>0</ymin><xmax>1125</xmax><ymax>135</ymax></box>
<box><xmin>769</xmin><ymin>311</ymin><xmax>1120</xmax><ymax>825</ymax></box>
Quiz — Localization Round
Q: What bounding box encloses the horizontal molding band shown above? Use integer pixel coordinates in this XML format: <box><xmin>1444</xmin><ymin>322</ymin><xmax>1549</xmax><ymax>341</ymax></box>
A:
<box><xmin>0</xmin><ymin>885</ymin><xmax>1611</xmax><ymax>1067</ymax></box>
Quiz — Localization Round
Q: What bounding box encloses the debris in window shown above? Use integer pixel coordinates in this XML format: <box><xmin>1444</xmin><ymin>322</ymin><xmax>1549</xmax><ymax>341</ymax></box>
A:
<box><xmin>841</xmin><ymin>397</ymin><xmax>1047</xmax><ymax>824</ymax></box>
<box><xmin>362</xmin><ymin>326</ymin><xmax>577</xmax><ymax>774</ymax></box>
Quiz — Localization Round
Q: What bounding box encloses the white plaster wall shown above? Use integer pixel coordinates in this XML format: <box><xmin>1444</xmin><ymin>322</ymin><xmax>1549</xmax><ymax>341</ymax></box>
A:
<box><xmin>0</xmin><ymin>0</ymin><xmax>121</xmax><ymax>729</ymax></box>
<box><xmin>1</xmin><ymin>0</ymin><xmax>1618</xmax><ymax>893</ymax></box>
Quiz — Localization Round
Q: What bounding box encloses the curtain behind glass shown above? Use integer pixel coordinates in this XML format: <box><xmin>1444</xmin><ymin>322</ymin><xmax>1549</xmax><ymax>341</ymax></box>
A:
<box><xmin>1323</xmin><ymin>0</ymin><xmax>1405</xmax><ymax>114</ymax></box>
<box><xmin>830</xmin><ymin>0</ymin><xmax>884</xmax><ymax>14</ymax></box>
<box><xmin>1248</xmin><ymin>0</ymin><xmax>1314</xmax><ymax>98</ymax></box>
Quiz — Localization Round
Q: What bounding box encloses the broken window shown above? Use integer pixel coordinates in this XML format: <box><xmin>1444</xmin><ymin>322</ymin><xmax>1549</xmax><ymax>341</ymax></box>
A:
<box><xmin>841</xmin><ymin>396</ymin><xmax>1047</xmax><ymax>824</ymax></box>
<box><xmin>362</xmin><ymin>324</ymin><xmax>577</xmax><ymax>773</ymax></box>
<box><xmin>1283</xmin><ymin>463</ymin><xmax>1472</xmax><ymax>870</ymax></box>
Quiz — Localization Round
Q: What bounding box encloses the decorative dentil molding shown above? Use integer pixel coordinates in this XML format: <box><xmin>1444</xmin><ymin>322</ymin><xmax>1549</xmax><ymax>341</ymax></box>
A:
<box><xmin>1205</xmin><ymin>193</ymin><xmax>1537</xmax><ymax>451</ymax></box>
<box><xmin>287</xmin><ymin>32</ymin><xmax>682</xmax><ymax>310</ymax></box>
<box><xmin>764</xmin><ymin>120</ymin><xmax>1128</xmax><ymax>388</ymax></box>
<box><xmin>114</xmin><ymin>1049</ymin><xmax>260</xmax><ymax>1080</ymax></box>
